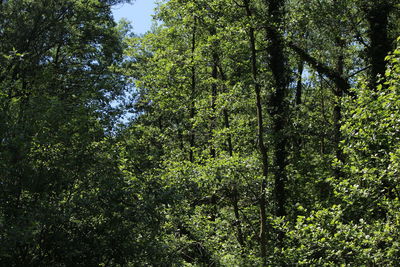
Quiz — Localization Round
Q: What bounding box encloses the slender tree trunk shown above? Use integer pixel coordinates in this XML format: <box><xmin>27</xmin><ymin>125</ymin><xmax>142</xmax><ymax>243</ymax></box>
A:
<box><xmin>243</xmin><ymin>1</ymin><xmax>268</xmax><ymax>264</ymax></box>
<box><xmin>189</xmin><ymin>17</ymin><xmax>197</xmax><ymax>162</ymax></box>
<box><xmin>294</xmin><ymin>60</ymin><xmax>304</xmax><ymax>158</ymax></box>
<box><xmin>209</xmin><ymin>26</ymin><xmax>218</xmax><ymax>159</ymax></box>
<box><xmin>333</xmin><ymin>37</ymin><xmax>345</xmax><ymax>179</ymax></box>
<box><xmin>296</xmin><ymin>60</ymin><xmax>304</xmax><ymax>106</ymax></box>
<box><xmin>210</xmin><ymin>54</ymin><xmax>218</xmax><ymax>159</ymax></box>
<box><xmin>320</xmin><ymin>75</ymin><xmax>326</xmax><ymax>156</ymax></box>
<box><xmin>218</xmin><ymin>61</ymin><xmax>245</xmax><ymax>247</ymax></box>
<box><xmin>223</xmin><ymin>109</ymin><xmax>234</xmax><ymax>156</ymax></box>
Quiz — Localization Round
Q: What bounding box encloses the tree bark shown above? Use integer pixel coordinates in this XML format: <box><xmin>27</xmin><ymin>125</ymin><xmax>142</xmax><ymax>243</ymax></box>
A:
<box><xmin>296</xmin><ymin>60</ymin><xmax>304</xmax><ymax>106</ymax></box>
<box><xmin>265</xmin><ymin>0</ymin><xmax>288</xmax><ymax>220</ymax></box>
<box><xmin>218</xmin><ymin>61</ymin><xmax>245</xmax><ymax>248</ymax></box>
<box><xmin>209</xmin><ymin>26</ymin><xmax>218</xmax><ymax>159</ymax></box>
<box><xmin>333</xmin><ymin>36</ymin><xmax>345</xmax><ymax>179</ymax></box>
<box><xmin>288</xmin><ymin>42</ymin><xmax>353</xmax><ymax>97</ymax></box>
<box><xmin>243</xmin><ymin>0</ymin><xmax>269</xmax><ymax>264</ymax></box>
<box><xmin>189</xmin><ymin>17</ymin><xmax>197</xmax><ymax>162</ymax></box>
<box><xmin>293</xmin><ymin>60</ymin><xmax>304</xmax><ymax>159</ymax></box>
<box><xmin>365</xmin><ymin>1</ymin><xmax>392</xmax><ymax>88</ymax></box>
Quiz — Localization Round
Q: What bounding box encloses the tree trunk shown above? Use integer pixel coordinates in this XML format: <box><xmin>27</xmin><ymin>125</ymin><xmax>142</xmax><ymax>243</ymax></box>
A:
<box><xmin>296</xmin><ymin>60</ymin><xmax>304</xmax><ymax>106</ymax></box>
<box><xmin>243</xmin><ymin>1</ymin><xmax>269</xmax><ymax>264</ymax></box>
<box><xmin>333</xmin><ymin>37</ymin><xmax>345</xmax><ymax>179</ymax></box>
<box><xmin>209</xmin><ymin>26</ymin><xmax>218</xmax><ymax>159</ymax></box>
<box><xmin>189</xmin><ymin>17</ymin><xmax>197</xmax><ymax>162</ymax></box>
<box><xmin>218</xmin><ymin>61</ymin><xmax>245</xmax><ymax>248</ymax></box>
<box><xmin>293</xmin><ymin>60</ymin><xmax>304</xmax><ymax>159</ymax></box>
<box><xmin>265</xmin><ymin>0</ymin><xmax>288</xmax><ymax>220</ymax></box>
<box><xmin>365</xmin><ymin>1</ymin><xmax>392</xmax><ymax>88</ymax></box>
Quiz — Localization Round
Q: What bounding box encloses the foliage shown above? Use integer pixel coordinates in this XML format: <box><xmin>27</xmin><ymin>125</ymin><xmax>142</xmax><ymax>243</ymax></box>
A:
<box><xmin>0</xmin><ymin>0</ymin><xmax>167</xmax><ymax>266</ymax></box>
<box><xmin>280</xmin><ymin>37</ymin><xmax>400</xmax><ymax>266</ymax></box>
<box><xmin>1</xmin><ymin>0</ymin><xmax>400</xmax><ymax>265</ymax></box>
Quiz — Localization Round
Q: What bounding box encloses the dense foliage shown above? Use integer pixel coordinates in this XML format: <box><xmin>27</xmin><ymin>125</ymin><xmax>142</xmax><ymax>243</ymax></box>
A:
<box><xmin>1</xmin><ymin>0</ymin><xmax>399</xmax><ymax>266</ymax></box>
<box><xmin>0</xmin><ymin>0</ymin><xmax>166</xmax><ymax>265</ymax></box>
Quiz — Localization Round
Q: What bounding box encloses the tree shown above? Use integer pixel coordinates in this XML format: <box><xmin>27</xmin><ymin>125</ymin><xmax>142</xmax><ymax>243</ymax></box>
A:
<box><xmin>3</xmin><ymin>0</ymin><xmax>400</xmax><ymax>265</ymax></box>
<box><xmin>0</xmin><ymin>0</ymin><xmax>167</xmax><ymax>265</ymax></box>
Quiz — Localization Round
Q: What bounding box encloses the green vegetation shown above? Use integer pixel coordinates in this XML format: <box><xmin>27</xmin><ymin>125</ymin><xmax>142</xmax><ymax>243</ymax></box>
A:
<box><xmin>1</xmin><ymin>0</ymin><xmax>399</xmax><ymax>266</ymax></box>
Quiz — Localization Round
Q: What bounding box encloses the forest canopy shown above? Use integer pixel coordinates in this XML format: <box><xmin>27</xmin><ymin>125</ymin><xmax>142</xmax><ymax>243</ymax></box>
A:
<box><xmin>1</xmin><ymin>0</ymin><xmax>400</xmax><ymax>266</ymax></box>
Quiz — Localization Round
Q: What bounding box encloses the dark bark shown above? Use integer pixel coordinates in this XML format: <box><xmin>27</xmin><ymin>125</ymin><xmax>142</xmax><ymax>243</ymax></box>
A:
<box><xmin>265</xmin><ymin>0</ymin><xmax>288</xmax><ymax>220</ymax></box>
<box><xmin>333</xmin><ymin>37</ymin><xmax>345</xmax><ymax>179</ymax></box>
<box><xmin>365</xmin><ymin>1</ymin><xmax>393</xmax><ymax>88</ymax></box>
<box><xmin>288</xmin><ymin>42</ymin><xmax>354</xmax><ymax>98</ymax></box>
<box><xmin>232</xmin><ymin>188</ymin><xmax>245</xmax><ymax>247</ymax></box>
<box><xmin>319</xmin><ymin>75</ymin><xmax>326</xmax><ymax>156</ymax></box>
<box><xmin>209</xmin><ymin>26</ymin><xmax>218</xmax><ymax>159</ymax></box>
<box><xmin>296</xmin><ymin>60</ymin><xmax>304</xmax><ymax>106</ymax></box>
<box><xmin>210</xmin><ymin>54</ymin><xmax>218</xmax><ymax>159</ymax></box>
<box><xmin>293</xmin><ymin>60</ymin><xmax>304</xmax><ymax>159</ymax></box>
<box><xmin>223</xmin><ymin>109</ymin><xmax>233</xmax><ymax>156</ymax></box>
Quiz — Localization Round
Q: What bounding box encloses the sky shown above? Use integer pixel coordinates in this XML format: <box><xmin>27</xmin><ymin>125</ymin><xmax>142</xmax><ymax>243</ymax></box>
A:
<box><xmin>112</xmin><ymin>0</ymin><xmax>157</xmax><ymax>34</ymax></box>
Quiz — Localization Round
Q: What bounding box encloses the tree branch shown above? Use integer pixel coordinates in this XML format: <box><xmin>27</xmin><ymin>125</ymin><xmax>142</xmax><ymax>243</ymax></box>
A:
<box><xmin>288</xmin><ymin>41</ymin><xmax>355</xmax><ymax>97</ymax></box>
